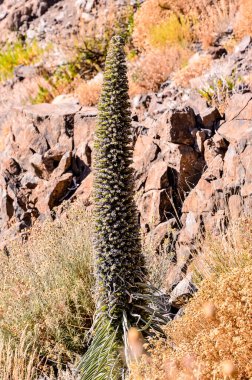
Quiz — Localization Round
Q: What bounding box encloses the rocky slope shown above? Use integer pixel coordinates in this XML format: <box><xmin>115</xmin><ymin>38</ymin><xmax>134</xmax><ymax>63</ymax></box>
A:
<box><xmin>0</xmin><ymin>0</ymin><xmax>252</xmax><ymax>310</ymax></box>
<box><xmin>1</xmin><ymin>38</ymin><xmax>252</xmax><ymax>309</ymax></box>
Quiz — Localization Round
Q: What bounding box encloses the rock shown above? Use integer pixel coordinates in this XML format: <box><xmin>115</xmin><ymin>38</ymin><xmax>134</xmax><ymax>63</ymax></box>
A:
<box><xmin>30</xmin><ymin>153</ymin><xmax>47</xmax><ymax>178</ymax></box>
<box><xmin>35</xmin><ymin>172</ymin><xmax>73</xmax><ymax>214</ymax></box>
<box><xmin>203</xmin><ymin>154</ymin><xmax>224</xmax><ymax>181</ymax></box>
<box><xmin>74</xmin><ymin>107</ymin><xmax>97</xmax><ymax>165</ymax></box>
<box><xmin>42</xmin><ymin>145</ymin><xmax>66</xmax><ymax>171</ymax></box>
<box><xmin>0</xmin><ymin>10</ymin><xmax>8</xmax><ymax>21</ymax></box>
<box><xmin>81</xmin><ymin>11</ymin><xmax>94</xmax><ymax>22</ymax></box>
<box><xmin>21</xmin><ymin>172</ymin><xmax>38</xmax><ymax>189</ymax></box>
<box><xmin>72</xmin><ymin>172</ymin><xmax>93</xmax><ymax>205</ymax></box>
<box><xmin>14</xmin><ymin>65</ymin><xmax>37</xmax><ymax>80</ymax></box>
<box><xmin>184</xmin><ymin>211</ymin><xmax>200</xmax><ymax>240</ymax></box>
<box><xmin>228</xmin><ymin>194</ymin><xmax>243</xmax><ymax>219</ymax></box>
<box><xmin>195</xmin><ymin>130</ymin><xmax>206</xmax><ymax>153</ymax></box>
<box><xmin>208</xmin><ymin>46</ymin><xmax>227</xmax><ymax>59</ymax></box>
<box><xmin>138</xmin><ymin>188</ymin><xmax>173</xmax><ymax>229</ymax></box>
<box><xmin>21</xmin><ymin>103</ymin><xmax>80</xmax><ymax>149</ymax></box>
<box><xmin>48</xmin><ymin>172</ymin><xmax>73</xmax><ymax>209</ymax></box>
<box><xmin>169</xmin><ymin>276</ymin><xmax>197</xmax><ymax>308</ymax></box>
<box><xmin>144</xmin><ymin>160</ymin><xmax>169</xmax><ymax>192</ymax></box>
<box><xmin>161</xmin><ymin>144</ymin><xmax>205</xmax><ymax>193</ymax></box>
<box><xmin>3</xmin><ymin>158</ymin><xmax>21</xmax><ymax>176</ymax></box>
<box><xmin>156</xmin><ymin>107</ymin><xmax>196</xmax><ymax>146</ymax></box>
<box><xmin>52</xmin><ymin>94</ymin><xmax>80</xmax><ymax>106</ymax></box>
<box><xmin>224</xmin><ymin>93</ymin><xmax>252</xmax><ymax>122</ymax></box>
<box><xmin>53</xmin><ymin>151</ymin><xmax>72</xmax><ymax>177</ymax></box>
<box><xmin>219</xmin><ymin>119</ymin><xmax>252</xmax><ymax>146</ymax></box>
<box><xmin>85</xmin><ymin>0</ymin><xmax>95</xmax><ymax>12</ymax></box>
<box><xmin>0</xmin><ymin>190</ymin><xmax>14</xmax><ymax>226</ymax></box>
<box><xmin>234</xmin><ymin>35</ymin><xmax>252</xmax><ymax>54</ymax></box>
<box><xmin>146</xmin><ymin>218</ymin><xmax>178</xmax><ymax>251</ymax></box>
<box><xmin>200</xmin><ymin>107</ymin><xmax>221</xmax><ymax>130</ymax></box>
<box><xmin>37</xmin><ymin>1</ymin><xmax>49</xmax><ymax>16</ymax></box>
<box><xmin>133</xmin><ymin>135</ymin><xmax>160</xmax><ymax>190</ymax></box>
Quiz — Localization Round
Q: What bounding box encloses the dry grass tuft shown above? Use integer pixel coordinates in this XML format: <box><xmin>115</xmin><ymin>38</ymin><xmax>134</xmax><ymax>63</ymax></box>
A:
<box><xmin>173</xmin><ymin>54</ymin><xmax>212</xmax><ymax>88</ymax></box>
<box><xmin>0</xmin><ymin>202</ymin><xmax>95</xmax><ymax>376</ymax></box>
<box><xmin>75</xmin><ymin>74</ymin><xmax>102</xmax><ymax>106</ymax></box>
<box><xmin>192</xmin><ymin>218</ymin><xmax>252</xmax><ymax>280</ymax></box>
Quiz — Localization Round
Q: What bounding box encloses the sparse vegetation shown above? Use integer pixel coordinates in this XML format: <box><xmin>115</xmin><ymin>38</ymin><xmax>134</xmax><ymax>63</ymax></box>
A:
<box><xmin>130</xmin><ymin>219</ymin><xmax>252</xmax><ymax>380</ymax></box>
<box><xmin>198</xmin><ymin>71</ymin><xmax>246</xmax><ymax>113</ymax></box>
<box><xmin>1</xmin><ymin>1</ymin><xmax>252</xmax><ymax>380</ymax></box>
<box><xmin>0</xmin><ymin>203</ymin><xmax>94</xmax><ymax>377</ymax></box>
<box><xmin>75</xmin><ymin>74</ymin><xmax>102</xmax><ymax>106</ymax></box>
<box><xmin>0</xmin><ymin>39</ymin><xmax>46</xmax><ymax>82</ymax></box>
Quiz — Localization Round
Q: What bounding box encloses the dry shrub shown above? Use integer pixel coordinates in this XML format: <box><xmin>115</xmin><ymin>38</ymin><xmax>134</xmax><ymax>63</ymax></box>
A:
<box><xmin>131</xmin><ymin>264</ymin><xmax>252</xmax><ymax>379</ymax></box>
<box><xmin>130</xmin><ymin>218</ymin><xmax>252</xmax><ymax>379</ymax></box>
<box><xmin>0</xmin><ymin>202</ymin><xmax>94</xmax><ymax>375</ymax></box>
<box><xmin>234</xmin><ymin>0</ymin><xmax>252</xmax><ymax>38</ymax></box>
<box><xmin>132</xmin><ymin>0</ymin><xmax>166</xmax><ymax>51</ymax></box>
<box><xmin>194</xmin><ymin>0</ymin><xmax>239</xmax><ymax>48</ymax></box>
<box><xmin>173</xmin><ymin>53</ymin><xmax>212</xmax><ymax>87</ymax></box>
<box><xmin>75</xmin><ymin>74</ymin><xmax>102</xmax><ymax>106</ymax></box>
<box><xmin>0</xmin><ymin>330</ymin><xmax>80</xmax><ymax>380</ymax></box>
<box><xmin>0</xmin><ymin>75</ymin><xmax>52</xmax><ymax>112</ymax></box>
<box><xmin>129</xmin><ymin>47</ymin><xmax>191</xmax><ymax>95</ymax></box>
<box><xmin>133</xmin><ymin>0</ymin><xmax>239</xmax><ymax>50</ymax></box>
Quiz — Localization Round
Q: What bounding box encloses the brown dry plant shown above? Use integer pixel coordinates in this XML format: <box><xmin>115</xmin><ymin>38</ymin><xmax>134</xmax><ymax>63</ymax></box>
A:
<box><xmin>0</xmin><ymin>202</ymin><xmax>94</xmax><ymax>374</ymax></box>
<box><xmin>129</xmin><ymin>47</ymin><xmax>191</xmax><ymax>95</ymax></box>
<box><xmin>75</xmin><ymin>74</ymin><xmax>102</xmax><ymax>106</ymax></box>
<box><xmin>130</xmin><ymin>218</ymin><xmax>252</xmax><ymax>379</ymax></box>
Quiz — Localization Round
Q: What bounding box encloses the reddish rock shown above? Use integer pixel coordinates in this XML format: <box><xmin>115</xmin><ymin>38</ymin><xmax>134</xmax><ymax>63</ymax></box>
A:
<box><xmin>155</xmin><ymin>107</ymin><xmax>196</xmax><ymax>146</ymax></box>
<box><xmin>34</xmin><ymin>173</ymin><xmax>73</xmax><ymax>214</ymax></box>
<box><xmin>72</xmin><ymin>172</ymin><xmax>93</xmax><ymax>205</ymax></box>
<box><xmin>200</xmin><ymin>107</ymin><xmax>221</xmax><ymax>129</ymax></box>
<box><xmin>138</xmin><ymin>189</ymin><xmax>172</xmax><ymax>229</ymax></box>
<box><xmin>146</xmin><ymin>218</ymin><xmax>177</xmax><ymax>251</ymax></box>
<box><xmin>74</xmin><ymin>107</ymin><xmax>97</xmax><ymax>165</ymax></box>
<box><xmin>203</xmin><ymin>154</ymin><xmax>223</xmax><ymax>181</ymax></box>
<box><xmin>30</xmin><ymin>153</ymin><xmax>48</xmax><ymax>179</ymax></box>
<box><xmin>195</xmin><ymin>130</ymin><xmax>206</xmax><ymax>153</ymax></box>
<box><xmin>224</xmin><ymin>93</ymin><xmax>252</xmax><ymax>121</ymax></box>
<box><xmin>52</xmin><ymin>151</ymin><xmax>72</xmax><ymax>177</ymax></box>
<box><xmin>228</xmin><ymin>195</ymin><xmax>243</xmax><ymax>219</ymax></box>
<box><xmin>161</xmin><ymin>143</ymin><xmax>205</xmax><ymax>193</ymax></box>
<box><xmin>2</xmin><ymin>158</ymin><xmax>21</xmax><ymax>176</ymax></box>
<box><xmin>133</xmin><ymin>135</ymin><xmax>159</xmax><ymax>190</ymax></box>
<box><xmin>48</xmin><ymin>172</ymin><xmax>73</xmax><ymax>209</ymax></box>
<box><xmin>144</xmin><ymin>160</ymin><xmax>169</xmax><ymax>192</ymax></box>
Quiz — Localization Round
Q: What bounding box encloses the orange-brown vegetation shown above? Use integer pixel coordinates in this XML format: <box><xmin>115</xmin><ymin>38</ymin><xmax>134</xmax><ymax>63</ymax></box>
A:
<box><xmin>234</xmin><ymin>0</ymin><xmax>252</xmax><ymax>38</ymax></box>
<box><xmin>75</xmin><ymin>75</ymin><xmax>102</xmax><ymax>106</ymax></box>
<box><xmin>129</xmin><ymin>47</ymin><xmax>191</xmax><ymax>94</ymax></box>
<box><xmin>130</xmin><ymin>219</ymin><xmax>252</xmax><ymax>379</ymax></box>
<box><xmin>172</xmin><ymin>54</ymin><xmax>212</xmax><ymax>88</ymax></box>
<box><xmin>128</xmin><ymin>0</ymin><xmax>252</xmax><ymax>94</ymax></box>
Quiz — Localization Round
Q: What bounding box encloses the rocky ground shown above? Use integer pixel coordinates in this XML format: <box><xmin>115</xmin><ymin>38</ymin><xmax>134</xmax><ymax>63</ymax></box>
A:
<box><xmin>0</xmin><ymin>0</ymin><xmax>252</xmax><ymax>312</ymax></box>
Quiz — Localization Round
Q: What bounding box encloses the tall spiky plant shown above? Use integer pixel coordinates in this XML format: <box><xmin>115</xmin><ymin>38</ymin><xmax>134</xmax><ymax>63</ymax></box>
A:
<box><xmin>94</xmin><ymin>34</ymin><xmax>146</xmax><ymax>326</ymax></box>
<box><xmin>79</xmin><ymin>35</ymin><xmax>166</xmax><ymax>380</ymax></box>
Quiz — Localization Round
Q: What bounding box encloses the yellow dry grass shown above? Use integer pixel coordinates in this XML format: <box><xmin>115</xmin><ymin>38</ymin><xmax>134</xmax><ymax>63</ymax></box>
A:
<box><xmin>0</xmin><ymin>202</ymin><xmax>95</xmax><ymax>377</ymax></box>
